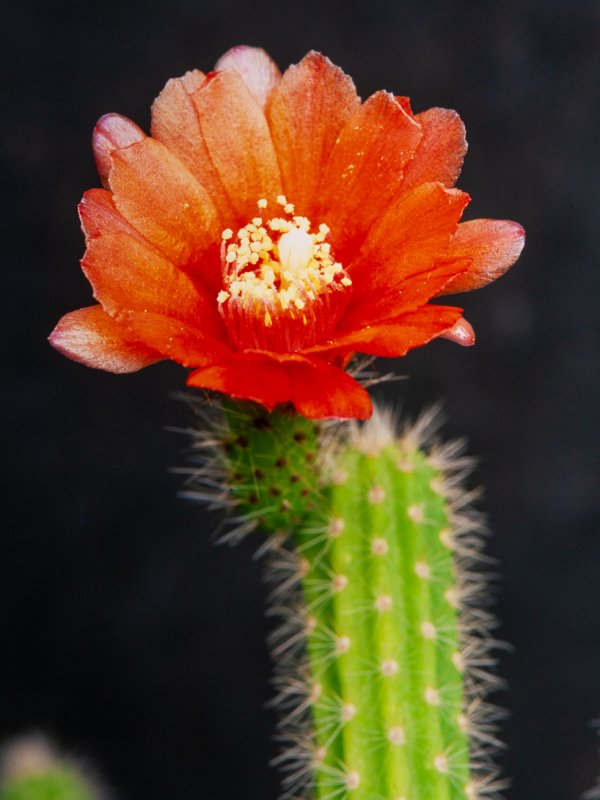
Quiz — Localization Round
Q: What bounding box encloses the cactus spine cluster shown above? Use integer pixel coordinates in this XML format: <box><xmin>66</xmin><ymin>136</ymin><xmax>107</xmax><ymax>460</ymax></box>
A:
<box><xmin>185</xmin><ymin>400</ymin><xmax>502</xmax><ymax>800</ymax></box>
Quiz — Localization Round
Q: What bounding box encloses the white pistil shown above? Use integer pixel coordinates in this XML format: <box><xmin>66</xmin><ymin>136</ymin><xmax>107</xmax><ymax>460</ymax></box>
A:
<box><xmin>277</xmin><ymin>227</ymin><xmax>315</xmax><ymax>274</ymax></box>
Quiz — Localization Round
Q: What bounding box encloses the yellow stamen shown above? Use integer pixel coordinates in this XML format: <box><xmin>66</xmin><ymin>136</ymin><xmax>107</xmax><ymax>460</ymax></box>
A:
<box><xmin>217</xmin><ymin>197</ymin><xmax>353</xmax><ymax>351</ymax></box>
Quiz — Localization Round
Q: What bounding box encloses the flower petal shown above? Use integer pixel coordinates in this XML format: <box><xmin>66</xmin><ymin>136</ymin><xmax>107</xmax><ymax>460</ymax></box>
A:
<box><xmin>190</xmin><ymin>69</ymin><xmax>282</xmax><ymax>223</ymax></box>
<box><xmin>439</xmin><ymin>219</ymin><xmax>526</xmax><ymax>294</ymax></box>
<box><xmin>266</xmin><ymin>51</ymin><xmax>360</xmax><ymax>217</ymax></box>
<box><xmin>92</xmin><ymin>113</ymin><xmax>145</xmax><ymax>188</ymax></box>
<box><xmin>150</xmin><ymin>70</ymin><xmax>235</xmax><ymax>225</ymax></box>
<box><xmin>343</xmin><ymin>257</ymin><xmax>468</xmax><ymax>331</ymax></box>
<box><xmin>344</xmin><ymin>182</ymin><xmax>469</xmax><ymax>326</ymax></box>
<box><xmin>79</xmin><ymin>188</ymin><xmax>142</xmax><ymax>240</ymax></box>
<box><xmin>80</xmin><ymin>192</ymin><xmax>224</xmax><ymax>338</ymax></box>
<box><xmin>121</xmin><ymin>310</ymin><xmax>231</xmax><ymax>368</ymax></box>
<box><xmin>108</xmin><ymin>136</ymin><xmax>220</xmax><ymax>286</ymax></box>
<box><xmin>285</xmin><ymin>357</ymin><xmax>372</xmax><ymax>419</ymax></box>
<box><xmin>439</xmin><ymin>316</ymin><xmax>476</xmax><ymax>346</ymax></box>
<box><xmin>305</xmin><ymin>305</ymin><xmax>464</xmax><ymax>358</ymax></box>
<box><xmin>187</xmin><ymin>351</ymin><xmax>372</xmax><ymax>419</ymax></box>
<box><xmin>401</xmin><ymin>108</ymin><xmax>467</xmax><ymax>191</ymax></box>
<box><xmin>187</xmin><ymin>353</ymin><xmax>292</xmax><ymax>411</ymax></box>
<box><xmin>214</xmin><ymin>46</ymin><xmax>281</xmax><ymax>107</ymax></box>
<box><xmin>319</xmin><ymin>91</ymin><xmax>422</xmax><ymax>258</ymax></box>
<box><xmin>49</xmin><ymin>305</ymin><xmax>162</xmax><ymax>373</ymax></box>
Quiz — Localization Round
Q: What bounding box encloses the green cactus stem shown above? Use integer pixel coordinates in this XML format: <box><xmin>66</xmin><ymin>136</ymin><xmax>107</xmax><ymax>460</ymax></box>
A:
<box><xmin>185</xmin><ymin>399</ymin><xmax>502</xmax><ymax>800</ymax></box>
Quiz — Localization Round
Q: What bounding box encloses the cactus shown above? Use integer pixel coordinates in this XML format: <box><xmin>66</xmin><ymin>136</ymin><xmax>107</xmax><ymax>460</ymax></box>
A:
<box><xmin>184</xmin><ymin>399</ymin><xmax>503</xmax><ymax>800</ymax></box>
<box><xmin>0</xmin><ymin>736</ymin><xmax>101</xmax><ymax>800</ymax></box>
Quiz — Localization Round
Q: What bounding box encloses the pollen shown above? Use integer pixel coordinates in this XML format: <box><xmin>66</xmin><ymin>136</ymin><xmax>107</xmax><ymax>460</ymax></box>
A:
<box><xmin>217</xmin><ymin>198</ymin><xmax>352</xmax><ymax>352</ymax></box>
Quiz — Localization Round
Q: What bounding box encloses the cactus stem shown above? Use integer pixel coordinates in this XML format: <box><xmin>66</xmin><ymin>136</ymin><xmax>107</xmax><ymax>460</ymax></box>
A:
<box><xmin>181</xmin><ymin>397</ymin><xmax>505</xmax><ymax>800</ymax></box>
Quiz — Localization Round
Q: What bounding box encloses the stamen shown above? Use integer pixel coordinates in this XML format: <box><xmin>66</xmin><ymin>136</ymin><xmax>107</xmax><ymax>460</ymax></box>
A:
<box><xmin>217</xmin><ymin>197</ymin><xmax>353</xmax><ymax>352</ymax></box>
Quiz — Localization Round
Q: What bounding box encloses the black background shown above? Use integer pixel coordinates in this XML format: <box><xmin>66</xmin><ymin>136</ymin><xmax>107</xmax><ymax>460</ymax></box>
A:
<box><xmin>3</xmin><ymin>1</ymin><xmax>600</xmax><ymax>798</ymax></box>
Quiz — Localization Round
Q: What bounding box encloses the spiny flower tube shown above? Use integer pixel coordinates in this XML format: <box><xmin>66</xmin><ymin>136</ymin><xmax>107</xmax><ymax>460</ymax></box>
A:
<box><xmin>49</xmin><ymin>46</ymin><xmax>525</xmax><ymax>419</ymax></box>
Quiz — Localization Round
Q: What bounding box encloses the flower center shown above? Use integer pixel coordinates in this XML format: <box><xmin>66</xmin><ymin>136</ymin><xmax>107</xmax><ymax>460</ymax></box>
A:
<box><xmin>217</xmin><ymin>196</ymin><xmax>352</xmax><ymax>352</ymax></box>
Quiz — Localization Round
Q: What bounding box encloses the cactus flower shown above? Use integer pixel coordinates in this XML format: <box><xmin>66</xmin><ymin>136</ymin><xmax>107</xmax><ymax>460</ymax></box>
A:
<box><xmin>50</xmin><ymin>46</ymin><xmax>524</xmax><ymax>419</ymax></box>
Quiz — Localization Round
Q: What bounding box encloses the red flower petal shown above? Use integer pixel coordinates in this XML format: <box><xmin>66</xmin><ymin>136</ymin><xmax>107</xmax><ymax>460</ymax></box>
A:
<box><xmin>285</xmin><ymin>357</ymin><xmax>372</xmax><ymax>419</ymax></box>
<box><xmin>150</xmin><ymin>71</ymin><xmax>235</xmax><ymax>228</ymax></box>
<box><xmin>214</xmin><ymin>46</ymin><xmax>281</xmax><ymax>107</ymax></box>
<box><xmin>190</xmin><ymin>70</ymin><xmax>282</xmax><ymax>223</ymax></box>
<box><xmin>401</xmin><ymin>108</ymin><xmax>467</xmax><ymax>191</ymax></box>
<box><xmin>188</xmin><ymin>353</ymin><xmax>292</xmax><ymax>411</ymax></box>
<box><xmin>439</xmin><ymin>219</ymin><xmax>526</xmax><ymax>294</ymax></box>
<box><xmin>342</xmin><ymin>258</ymin><xmax>468</xmax><ymax>331</ymax></box>
<box><xmin>80</xmin><ymin>199</ymin><xmax>224</xmax><ymax>338</ymax></box>
<box><xmin>266</xmin><ymin>51</ymin><xmax>360</xmax><ymax>217</ymax></box>
<box><xmin>188</xmin><ymin>351</ymin><xmax>372</xmax><ymax>419</ymax></box>
<box><xmin>344</xmin><ymin>182</ymin><xmax>469</xmax><ymax>326</ymax></box>
<box><xmin>121</xmin><ymin>310</ymin><xmax>231</xmax><ymax>368</ymax></box>
<box><xmin>108</xmin><ymin>137</ymin><xmax>220</xmax><ymax>283</ymax></box>
<box><xmin>305</xmin><ymin>305</ymin><xmax>464</xmax><ymax>359</ymax></box>
<box><xmin>92</xmin><ymin>113</ymin><xmax>145</xmax><ymax>189</ymax></box>
<box><xmin>49</xmin><ymin>306</ymin><xmax>162</xmax><ymax>373</ymax></box>
<box><xmin>319</xmin><ymin>91</ymin><xmax>422</xmax><ymax>258</ymax></box>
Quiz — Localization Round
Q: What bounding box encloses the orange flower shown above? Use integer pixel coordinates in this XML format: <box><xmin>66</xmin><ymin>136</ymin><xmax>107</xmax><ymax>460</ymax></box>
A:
<box><xmin>50</xmin><ymin>46</ymin><xmax>524</xmax><ymax>419</ymax></box>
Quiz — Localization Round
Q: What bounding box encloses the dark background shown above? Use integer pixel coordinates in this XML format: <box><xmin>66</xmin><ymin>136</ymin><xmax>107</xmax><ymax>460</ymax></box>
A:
<box><xmin>3</xmin><ymin>1</ymin><xmax>599</xmax><ymax>798</ymax></box>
